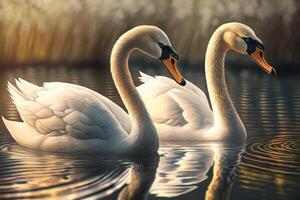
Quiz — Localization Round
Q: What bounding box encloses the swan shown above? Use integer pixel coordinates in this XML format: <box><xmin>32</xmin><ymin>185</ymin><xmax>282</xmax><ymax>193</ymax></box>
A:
<box><xmin>137</xmin><ymin>22</ymin><xmax>276</xmax><ymax>142</ymax></box>
<box><xmin>2</xmin><ymin>25</ymin><xmax>185</xmax><ymax>154</ymax></box>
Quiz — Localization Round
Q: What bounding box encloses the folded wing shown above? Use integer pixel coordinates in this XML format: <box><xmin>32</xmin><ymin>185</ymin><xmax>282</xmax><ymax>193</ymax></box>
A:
<box><xmin>137</xmin><ymin>72</ymin><xmax>213</xmax><ymax>130</ymax></box>
<box><xmin>8</xmin><ymin>79</ymin><xmax>129</xmax><ymax>141</ymax></box>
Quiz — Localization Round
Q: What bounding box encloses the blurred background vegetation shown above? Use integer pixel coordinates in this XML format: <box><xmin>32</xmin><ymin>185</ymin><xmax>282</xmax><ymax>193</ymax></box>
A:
<box><xmin>0</xmin><ymin>0</ymin><xmax>299</xmax><ymax>70</ymax></box>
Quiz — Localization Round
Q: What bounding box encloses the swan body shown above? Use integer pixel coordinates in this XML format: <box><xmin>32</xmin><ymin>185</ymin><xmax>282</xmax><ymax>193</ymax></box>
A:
<box><xmin>137</xmin><ymin>73</ymin><xmax>214</xmax><ymax>141</ymax></box>
<box><xmin>3</xmin><ymin>81</ymin><xmax>131</xmax><ymax>154</ymax></box>
<box><xmin>138</xmin><ymin>22</ymin><xmax>276</xmax><ymax>142</ymax></box>
<box><xmin>2</xmin><ymin>25</ymin><xmax>184</xmax><ymax>154</ymax></box>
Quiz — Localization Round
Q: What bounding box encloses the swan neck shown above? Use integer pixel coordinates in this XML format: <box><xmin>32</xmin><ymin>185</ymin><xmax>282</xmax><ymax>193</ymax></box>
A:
<box><xmin>205</xmin><ymin>31</ymin><xmax>244</xmax><ymax>131</ymax></box>
<box><xmin>110</xmin><ymin>35</ymin><xmax>158</xmax><ymax>153</ymax></box>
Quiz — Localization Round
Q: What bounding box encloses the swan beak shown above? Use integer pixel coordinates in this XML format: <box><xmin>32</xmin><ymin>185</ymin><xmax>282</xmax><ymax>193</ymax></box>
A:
<box><xmin>249</xmin><ymin>48</ymin><xmax>277</xmax><ymax>75</ymax></box>
<box><xmin>162</xmin><ymin>55</ymin><xmax>186</xmax><ymax>86</ymax></box>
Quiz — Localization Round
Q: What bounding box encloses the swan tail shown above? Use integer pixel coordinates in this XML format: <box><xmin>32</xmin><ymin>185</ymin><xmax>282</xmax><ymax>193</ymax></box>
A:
<box><xmin>15</xmin><ymin>78</ymin><xmax>41</xmax><ymax>100</ymax></box>
<box><xmin>2</xmin><ymin>116</ymin><xmax>44</xmax><ymax>149</ymax></box>
<box><xmin>138</xmin><ymin>71</ymin><xmax>154</xmax><ymax>83</ymax></box>
<box><xmin>7</xmin><ymin>79</ymin><xmax>43</xmax><ymax>106</ymax></box>
<box><xmin>7</xmin><ymin>81</ymin><xmax>26</xmax><ymax>105</ymax></box>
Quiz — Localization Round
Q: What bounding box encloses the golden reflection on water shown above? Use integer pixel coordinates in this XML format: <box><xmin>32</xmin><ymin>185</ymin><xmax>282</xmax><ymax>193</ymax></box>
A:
<box><xmin>0</xmin><ymin>143</ymin><xmax>130</xmax><ymax>199</ymax></box>
<box><xmin>0</xmin><ymin>139</ymin><xmax>246</xmax><ymax>199</ymax></box>
<box><xmin>239</xmin><ymin>134</ymin><xmax>300</xmax><ymax>198</ymax></box>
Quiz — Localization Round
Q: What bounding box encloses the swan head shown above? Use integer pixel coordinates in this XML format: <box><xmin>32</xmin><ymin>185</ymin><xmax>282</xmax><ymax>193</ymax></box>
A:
<box><xmin>222</xmin><ymin>22</ymin><xmax>276</xmax><ymax>75</ymax></box>
<box><xmin>125</xmin><ymin>25</ymin><xmax>186</xmax><ymax>86</ymax></box>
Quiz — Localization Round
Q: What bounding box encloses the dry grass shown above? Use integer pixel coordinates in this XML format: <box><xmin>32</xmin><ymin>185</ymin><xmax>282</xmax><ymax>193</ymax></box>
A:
<box><xmin>0</xmin><ymin>0</ymin><xmax>298</xmax><ymax>66</ymax></box>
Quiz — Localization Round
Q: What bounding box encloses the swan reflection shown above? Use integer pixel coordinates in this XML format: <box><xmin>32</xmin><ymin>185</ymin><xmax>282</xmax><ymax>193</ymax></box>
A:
<box><xmin>150</xmin><ymin>143</ymin><xmax>245</xmax><ymax>199</ymax></box>
<box><xmin>205</xmin><ymin>143</ymin><xmax>245</xmax><ymax>200</ymax></box>
<box><xmin>151</xmin><ymin>144</ymin><xmax>214</xmax><ymax>197</ymax></box>
<box><xmin>117</xmin><ymin>155</ymin><xmax>159</xmax><ymax>200</ymax></box>
<box><xmin>0</xmin><ymin>141</ymin><xmax>245</xmax><ymax>199</ymax></box>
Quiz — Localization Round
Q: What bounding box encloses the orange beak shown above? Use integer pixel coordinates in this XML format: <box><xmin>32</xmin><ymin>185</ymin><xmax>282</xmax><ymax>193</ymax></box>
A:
<box><xmin>162</xmin><ymin>55</ymin><xmax>186</xmax><ymax>86</ymax></box>
<box><xmin>249</xmin><ymin>48</ymin><xmax>277</xmax><ymax>75</ymax></box>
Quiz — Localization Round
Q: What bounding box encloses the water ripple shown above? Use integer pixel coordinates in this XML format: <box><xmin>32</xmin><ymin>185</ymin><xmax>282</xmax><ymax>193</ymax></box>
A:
<box><xmin>0</xmin><ymin>141</ymin><xmax>130</xmax><ymax>199</ymax></box>
<box><xmin>241</xmin><ymin>135</ymin><xmax>300</xmax><ymax>175</ymax></box>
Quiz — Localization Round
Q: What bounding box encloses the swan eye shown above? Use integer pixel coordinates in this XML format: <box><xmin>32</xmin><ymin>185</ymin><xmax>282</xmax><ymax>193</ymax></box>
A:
<box><xmin>158</xmin><ymin>42</ymin><xmax>164</xmax><ymax>48</ymax></box>
<box><xmin>158</xmin><ymin>44</ymin><xmax>179</xmax><ymax>60</ymax></box>
<box><xmin>244</xmin><ymin>37</ymin><xmax>265</xmax><ymax>54</ymax></box>
<box><xmin>242</xmin><ymin>37</ymin><xmax>253</xmax><ymax>44</ymax></box>
<box><xmin>243</xmin><ymin>37</ymin><xmax>265</xmax><ymax>51</ymax></box>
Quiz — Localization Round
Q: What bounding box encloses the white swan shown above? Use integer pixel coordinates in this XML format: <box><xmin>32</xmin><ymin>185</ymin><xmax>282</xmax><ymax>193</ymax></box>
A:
<box><xmin>137</xmin><ymin>22</ymin><xmax>276</xmax><ymax>142</ymax></box>
<box><xmin>2</xmin><ymin>25</ymin><xmax>185</xmax><ymax>154</ymax></box>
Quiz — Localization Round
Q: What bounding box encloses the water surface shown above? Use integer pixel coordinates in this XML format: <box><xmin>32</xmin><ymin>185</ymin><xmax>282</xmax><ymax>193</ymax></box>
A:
<box><xmin>0</xmin><ymin>65</ymin><xmax>299</xmax><ymax>200</ymax></box>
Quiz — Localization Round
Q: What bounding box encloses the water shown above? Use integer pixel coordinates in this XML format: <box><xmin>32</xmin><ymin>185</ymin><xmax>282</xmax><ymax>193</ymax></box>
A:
<box><xmin>0</xmin><ymin>65</ymin><xmax>299</xmax><ymax>200</ymax></box>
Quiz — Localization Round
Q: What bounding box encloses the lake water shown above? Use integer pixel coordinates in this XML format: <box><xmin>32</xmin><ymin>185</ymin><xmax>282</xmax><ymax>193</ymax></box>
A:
<box><xmin>0</xmin><ymin>65</ymin><xmax>299</xmax><ymax>200</ymax></box>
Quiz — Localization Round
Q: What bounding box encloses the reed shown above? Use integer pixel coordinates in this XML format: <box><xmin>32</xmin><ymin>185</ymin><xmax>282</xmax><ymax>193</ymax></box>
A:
<box><xmin>0</xmin><ymin>0</ymin><xmax>298</xmax><ymax>66</ymax></box>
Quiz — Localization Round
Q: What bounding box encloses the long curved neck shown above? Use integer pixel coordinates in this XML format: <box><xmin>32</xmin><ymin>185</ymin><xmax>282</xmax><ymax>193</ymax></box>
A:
<box><xmin>205</xmin><ymin>30</ymin><xmax>244</xmax><ymax>132</ymax></box>
<box><xmin>110</xmin><ymin>34</ymin><xmax>158</xmax><ymax>153</ymax></box>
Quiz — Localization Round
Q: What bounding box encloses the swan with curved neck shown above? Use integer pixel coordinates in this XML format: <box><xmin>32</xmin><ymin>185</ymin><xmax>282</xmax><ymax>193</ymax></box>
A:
<box><xmin>138</xmin><ymin>22</ymin><xmax>276</xmax><ymax>142</ymax></box>
<box><xmin>2</xmin><ymin>25</ymin><xmax>185</xmax><ymax>154</ymax></box>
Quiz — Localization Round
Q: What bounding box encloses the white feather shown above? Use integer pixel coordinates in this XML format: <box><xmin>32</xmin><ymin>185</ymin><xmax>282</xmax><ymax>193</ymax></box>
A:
<box><xmin>137</xmin><ymin>73</ymin><xmax>214</xmax><ymax>140</ymax></box>
<box><xmin>2</xmin><ymin>25</ymin><xmax>173</xmax><ymax>154</ymax></box>
<box><xmin>3</xmin><ymin>80</ymin><xmax>130</xmax><ymax>153</ymax></box>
